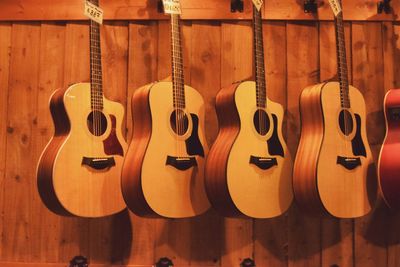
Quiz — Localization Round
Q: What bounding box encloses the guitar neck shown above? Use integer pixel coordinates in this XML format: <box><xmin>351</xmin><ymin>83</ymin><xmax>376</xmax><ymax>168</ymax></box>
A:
<box><xmin>89</xmin><ymin>0</ymin><xmax>104</xmax><ymax>110</ymax></box>
<box><xmin>253</xmin><ymin>4</ymin><xmax>267</xmax><ymax>108</ymax></box>
<box><xmin>335</xmin><ymin>10</ymin><xmax>350</xmax><ymax>109</ymax></box>
<box><xmin>171</xmin><ymin>14</ymin><xmax>186</xmax><ymax>109</ymax></box>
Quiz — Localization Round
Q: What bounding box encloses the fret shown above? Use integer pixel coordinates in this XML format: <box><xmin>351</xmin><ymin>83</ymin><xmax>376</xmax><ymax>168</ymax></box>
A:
<box><xmin>88</xmin><ymin>0</ymin><xmax>104</xmax><ymax>110</ymax></box>
<box><xmin>171</xmin><ymin>14</ymin><xmax>186</xmax><ymax>109</ymax></box>
<box><xmin>334</xmin><ymin>3</ymin><xmax>350</xmax><ymax>109</ymax></box>
<box><xmin>253</xmin><ymin>4</ymin><xmax>267</xmax><ymax>109</ymax></box>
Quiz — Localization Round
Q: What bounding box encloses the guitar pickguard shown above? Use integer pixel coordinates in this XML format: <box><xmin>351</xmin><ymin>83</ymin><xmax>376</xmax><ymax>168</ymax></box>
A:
<box><xmin>267</xmin><ymin>114</ymin><xmax>284</xmax><ymax>157</ymax></box>
<box><xmin>103</xmin><ymin>115</ymin><xmax>124</xmax><ymax>156</ymax></box>
<box><xmin>351</xmin><ymin>114</ymin><xmax>366</xmax><ymax>157</ymax></box>
<box><xmin>185</xmin><ymin>113</ymin><xmax>205</xmax><ymax>157</ymax></box>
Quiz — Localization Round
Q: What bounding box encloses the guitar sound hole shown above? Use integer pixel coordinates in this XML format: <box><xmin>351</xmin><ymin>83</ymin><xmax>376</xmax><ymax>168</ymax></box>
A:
<box><xmin>170</xmin><ymin>109</ymin><xmax>189</xmax><ymax>136</ymax></box>
<box><xmin>253</xmin><ymin>109</ymin><xmax>270</xmax><ymax>136</ymax></box>
<box><xmin>87</xmin><ymin>110</ymin><xmax>108</xmax><ymax>136</ymax></box>
<box><xmin>339</xmin><ymin>109</ymin><xmax>354</xmax><ymax>136</ymax></box>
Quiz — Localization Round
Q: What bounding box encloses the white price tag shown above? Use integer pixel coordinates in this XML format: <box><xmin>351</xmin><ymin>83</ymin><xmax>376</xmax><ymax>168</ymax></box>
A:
<box><xmin>252</xmin><ymin>0</ymin><xmax>263</xmax><ymax>11</ymax></box>
<box><xmin>328</xmin><ymin>0</ymin><xmax>342</xmax><ymax>17</ymax></box>
<box><xmin>84</xmin><ymin>1</ymin><xmax>104</xmax><ymax>24</ymax></box>
<box><xmin>162</xmin><ymin>0</ymin><xmax>182</xmax><ymax>15</ymax></box>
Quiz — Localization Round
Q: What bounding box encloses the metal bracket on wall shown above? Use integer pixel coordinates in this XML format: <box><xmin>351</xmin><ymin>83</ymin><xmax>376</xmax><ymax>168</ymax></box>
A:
<box><xmin>304</xmin><ymin>0</ymin><xmax>318</xmax><ymax>13</ymax></box>
<box><xmin>231</xmin><ymin>0</ymin><xmax>244</xmax><ymax>13</ymax></box>
<box><xmin>69</xmin><ymin>255</ymin><xmax>89</xmax><ymax>267</ymax></box>
<box><xmin>241</xmin><ymin>258</ymin><xmax>256</xmax><ymax>267</ymax></box>
<box><xmin>377</xmin><ymin>0</ymin><xmax>392</xmax><ymax>14</ymax></box>
<box><xmin>156</xmin><ymin>257</ymin><xmax>174</xmax><ymax>267</ymax></box>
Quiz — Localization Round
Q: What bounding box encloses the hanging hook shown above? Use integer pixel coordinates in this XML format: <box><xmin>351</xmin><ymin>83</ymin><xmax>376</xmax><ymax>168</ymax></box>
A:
<box><xmin>241</xmin><ymin>258</ymin><xmax>256</xmax><ymax>267</ymax></box>
<box><xmin>156</xmin><ymin>257</ymin><xmax>174</xmax><ymax>267</ymax></box>
<box><xmin>304</xmin><ymin>0</ymin><xmax>318</xmax><ymax>13</ymax></box>
<box><xmin>377</xmin><ymin>0</ymin><xmax>392</xmax><ymax>14</ymax></box>
<box><xmin>231</xmin><ymin>0</ymin><xmax>244</xmax><ymax>13</ymax></box>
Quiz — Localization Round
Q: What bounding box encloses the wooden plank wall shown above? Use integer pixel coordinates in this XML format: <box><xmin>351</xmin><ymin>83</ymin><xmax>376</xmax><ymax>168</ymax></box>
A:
<box><xmin>0</xmin><ymin>19</ymin><xmax>400</xmax><ymax>267</ymax></box>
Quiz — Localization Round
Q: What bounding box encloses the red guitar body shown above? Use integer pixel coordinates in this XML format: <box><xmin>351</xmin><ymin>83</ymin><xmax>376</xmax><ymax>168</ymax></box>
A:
<box><xmin>379</xmin><ymin>89</ymin><xmax>400</xmax><ymax>210</ymax></box>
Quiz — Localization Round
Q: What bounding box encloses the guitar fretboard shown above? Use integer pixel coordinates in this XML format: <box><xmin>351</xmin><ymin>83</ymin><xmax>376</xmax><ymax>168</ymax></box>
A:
<box><xmin>89</xmin><ymin>0</ymin><xmax>104</xmax><ymax>110</ymax></box>
<box><xmin>171</xmin><ymin>14</ymin><xmax>186</xmax><ymax>109</ymax></box>
<box><xmin>253</xmin><ymin>5</ymin><xmax>267</xmax><ymax>108</ymax></box>
<box><xmin>335</xmin><ymin>7</ymin><xmax>350</xmax><ymax>109</ymax></box>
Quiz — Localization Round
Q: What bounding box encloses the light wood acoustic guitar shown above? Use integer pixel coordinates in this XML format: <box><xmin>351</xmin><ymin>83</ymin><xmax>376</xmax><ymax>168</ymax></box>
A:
<box><xmin>37</xmin><ymin>0</ymin><xmax>127</xmax><ymax>218</ymax></box>
<box><xmin>121</xmin><ymin>11</ymin><xmax>210</xmax><ymax>218</ymax></box>
<box><xmin>205</xmin><ymin>2</ymin><xmax>293</xmax><ymax>218</ymax></box>
<box><xmin>293</xmin><ymin>0</ymin><xmax>377</xmax><ymax>218</ymax></box>
<box><xmin>378</xmin><ymin>88</ymin><xmax>400</xmax><ymax>210</ymax></box>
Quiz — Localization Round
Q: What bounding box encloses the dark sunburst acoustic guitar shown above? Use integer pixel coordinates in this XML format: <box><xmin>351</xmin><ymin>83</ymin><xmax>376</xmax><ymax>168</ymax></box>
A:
<box><xmin>205</xmin><ymin>1</ymin><xmax>293</xmax><ymax>218</ymax></box>
<box><xmin>293</xmin><ymin>0</ymin><xmax>376</xmax><ymax>218</ymax></box>
<box><xmin>37</xmin><ymin>0</ymin><xmax>127</xmax><ymax>218</ymax></box>
<box><xmin>121</xmin><ymin>4</ymin><xmax>210</xmax><ymax>218</ymax></box>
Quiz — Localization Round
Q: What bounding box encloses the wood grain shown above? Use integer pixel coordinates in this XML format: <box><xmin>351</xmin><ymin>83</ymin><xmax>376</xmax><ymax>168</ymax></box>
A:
<box><xmin>287</xmin><ymin>21</ymin><xmax>321</xmax><ymax>267</ymax></box>
<box><xmin>254</xmin><ymin>21</ymin><xmax>288</xmax><ymax>267</ymax></box>
<box><xmin>219</xmin><ymin>21</ymin><xmax>253</xmax><ymax>267</ymax></box>
<box><xmin>189</xmin><ymin>21</ymin><xmax>221</xmax><ymax>266</ymax></box>
<box><xmin>58</xmin><ymin>22</ymin><xmax>90</xmax><ymax>263</ymax></box>
<box><xmin>125</xmin><ymin>22</ymin><xmax>158</xmax><ymax>266</ymax></box>
<box><xmin>0</xmin><ymin>22</ymin><xmax>11</xmax><ymax>261</ymax></box>
<box><xmin>0</xmin><ymin>0</ymin><xmax>399</xmax><ymax>21</ymax></box>
<box><xmin>319</xmin><ymin>21</ymin><xmax>353</xmax><ymax>267</ymax></box>
<box><xmin>0</xmin><ymin>19</ymin><xmax>399</xmax><ymax>267</ymax></box>
<box><xmin>352</xmin><ymin>22</ymin><xmax>387</xmax><ymax>267</ymax></box>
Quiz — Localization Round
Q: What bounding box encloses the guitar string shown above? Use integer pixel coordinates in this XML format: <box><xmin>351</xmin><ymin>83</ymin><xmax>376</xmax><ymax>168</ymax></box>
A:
<box><xmin>172</xmin><ymin>14</ymin><xmax>187</xmax><ymax>158</ymax></box>
<box><xmin>253</xmin><ymin>5</ymin><xmax>266</xmax><ymax>138</ymax></box>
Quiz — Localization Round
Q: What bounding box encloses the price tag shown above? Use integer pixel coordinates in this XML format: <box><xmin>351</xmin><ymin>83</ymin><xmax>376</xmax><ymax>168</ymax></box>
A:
<box><xmin>84</xmin><ymin>1</ymin><xmax>104</xmax><ymax>24</ymax></box>
<box><xmin>252</xmin><ymin>0</ymin><xmax>263</xmax><ymax>11</ymax></box>
<box><xmin>328</xmin><ymin>0</ymin><xmax>342</xmax><ymax>17</ymax></box>
<box><xmin>162</xmin><ymin>0</ymin><xmax>182</xmax><ymax>15</ymax></box>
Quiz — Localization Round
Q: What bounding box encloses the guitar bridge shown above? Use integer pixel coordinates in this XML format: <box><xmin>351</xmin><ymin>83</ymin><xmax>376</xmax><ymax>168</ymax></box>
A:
<box><xmin>336</xmin><ymin>156</ymin><xmax>361</xmax><ymax>170</ymax></box>
<box><xmin>249</xmin><ymin>156</ymin><xmax>277</xmax><ymax>170</ymax></box>
<box><xmin>166</xmin><ymin>156</ymin><xmax>197</xmax><ymax>171</ymax></box>
<box><xmin>82</xmin><ymin>157</ymin><xmax>115</xmax><ymax>170</ymax></box>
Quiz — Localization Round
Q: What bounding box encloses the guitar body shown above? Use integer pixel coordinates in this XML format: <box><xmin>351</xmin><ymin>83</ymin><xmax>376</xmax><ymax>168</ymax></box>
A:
<box><xmin>294</xmin><ymin>82</ymin><xmax>376</xmax><ymax>218</ymax></box>
<box><xmin>122</xmin><ymin>81</ymin><xmax>210</xmax><ymax>218</ymax></box>
<box><xmin>37</xmin><ymin>83</ymin><xmax>127</xmax><ymax>217</ymax></box>
<box><xmin>205</xmin><ymin>81</ymin><xmax>293</xmax><ymax>218</ymax></box>
<box><xmin>378</xmin><ymin>89</ymin><xmax>400</xmax><ymax>210</ymax></box>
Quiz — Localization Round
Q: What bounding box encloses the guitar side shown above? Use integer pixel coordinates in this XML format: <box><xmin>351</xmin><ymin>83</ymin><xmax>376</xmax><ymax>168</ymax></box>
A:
<box><xmin>379</xmin><ymin>89</ymin><xmax>400</xmax><ymax>210</ymax></box>
<box><xmin>37</xmin><ymin>83</ymin><xmax>127</xmax><ymax>218</ymax></box>
<box><xmin>293</xmin><ymin>83</ymin><xmax>327</xmax><ymax>215</ymax></box>
<box><xmin>294</xmin><ymin>82</ymin><xmax>376</xmax><ymax>218</ymax></box>
<box><xmin>206</xmin><ymin>81</ymin><xmax>293</xmax><ymax>218</ymax></box>
<box><xmin>205</xmin><ymin>83</ymin><xmax>242</xmax><ymax>217</ymax></box>
<box><xmin>37</xmin><ymin>88</ymin><xmax>72</xmax><ymax>216</ymax></box>
<box><xmin>122</xmin><ymin>81</ymin><xmax>210</xmax><ymax>218</ymax></box>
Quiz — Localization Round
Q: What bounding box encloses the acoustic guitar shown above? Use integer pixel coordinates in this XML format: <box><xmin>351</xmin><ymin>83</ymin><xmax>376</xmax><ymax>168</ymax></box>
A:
<box><xmin>293</xmin><ymin>0</ymin><xmax>376</xmax><ymax>218</ymax></box>
<box><xmin>121</xmin><ymin>10</ymin><xmax>210</xmax><ymax>218</ymax></box>
<box><xmin>205</xmin><ymin>2</ymin><xmax>293</xmax><ymax>218</ymax></box>
<box><xmin>378</xmin><ymin>88</ymin><xmax>400</xmax><ymax>210</ymax></box>
<box><xmin>37</xmin><ymin>0</ymin><xmax>127</xmax><ymax>218</ymax></box>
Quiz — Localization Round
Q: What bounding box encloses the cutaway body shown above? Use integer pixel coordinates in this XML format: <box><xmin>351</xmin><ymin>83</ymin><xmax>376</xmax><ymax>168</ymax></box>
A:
<box><xmin>37</xmin><ymin>83</ymin><xmax>127</xmax><ymax>218</ymax></box>
<box><xmin>294</xmin><ymin>82</ymin><xmax>376</xmax><ymax>218</ymax></box>
<box><xmin>205</xmin><ymin>81</ymin><xmax>293</xmax><ymax>218</ymax></box>
<box><xmin>122</xmin><ymin>81</ymin><xmax>210</xmax><ymax>218</ymax></box>
<box><xmin>378</xmin><ymin>89</ymin><xmax>400</xmax><ymax>210</ymax></box>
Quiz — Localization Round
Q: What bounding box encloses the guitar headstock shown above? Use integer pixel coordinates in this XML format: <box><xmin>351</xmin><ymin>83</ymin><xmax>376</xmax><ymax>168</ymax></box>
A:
<box><xmin>162</xmin><ymin>0</ymin><xmax>182</xmax><ymax>15</ymax></box>
<box><xmin>252</xmin><ymin>0</ymin><xmax>264</xmax><ymax>11</ymax></box>
<box><xmin>328</xmin><ymin>0</ymin><xmax>342</xmax><ymax>17</ymax></box>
